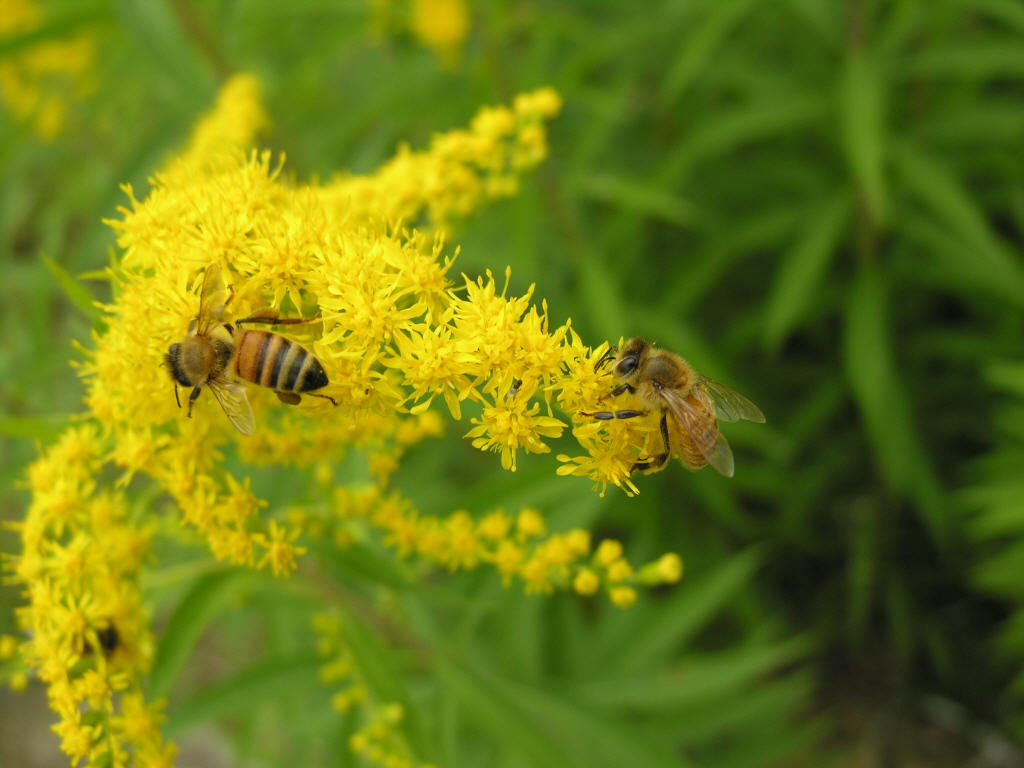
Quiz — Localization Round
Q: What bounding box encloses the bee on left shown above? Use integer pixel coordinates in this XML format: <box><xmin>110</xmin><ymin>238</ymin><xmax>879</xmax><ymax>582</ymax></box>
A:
<box><xmin>163</xmin><ymin>265</ymin><xmax>336</xmax><ymax>435</ymax></box>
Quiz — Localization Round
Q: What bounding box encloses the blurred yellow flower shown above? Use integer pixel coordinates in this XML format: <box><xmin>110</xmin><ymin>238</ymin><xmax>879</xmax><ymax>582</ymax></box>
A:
<box><xmin>0</xmin><ymin>0</ymin><xmax>95</xmax><ymax>139</ymax></box>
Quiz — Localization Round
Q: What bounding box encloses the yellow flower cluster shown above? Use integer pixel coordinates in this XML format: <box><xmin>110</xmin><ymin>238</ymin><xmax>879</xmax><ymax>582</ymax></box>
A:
<box><xmin>0</xmin><ymin>0</ymin><xmax>95</xmax><ymax>139</ymax></box>
<box><xmin>7</xmin><ymin>426</ymin><xmax>174</xmax><ymax>766</ymax></box>
<box><xmin>350</xmin><ymin>704</ymin><xmax>436</xmax><ymax>768</ymax></box>
<box><xmin>332</xmin><ymin>485</ymin><xmax>682</xmax><ymax>603</ymax></box>
<box><xmin>11</xmin><ymin>73</ymin><xmax>687</xmax><ymax>767</ymax></box>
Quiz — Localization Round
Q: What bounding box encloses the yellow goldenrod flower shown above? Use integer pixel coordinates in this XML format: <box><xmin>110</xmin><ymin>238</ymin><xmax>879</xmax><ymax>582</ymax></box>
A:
<box><xmin>596</xmin><ymin>539</ymin><xmax>624</xmax><ymax>566</ymax></box>
<box><xmin>412</xmin><ymin>0</ymin><xmax>470</xmax><ymax>66</ymax></box>
<box><xmin>0</xmin><ymin>634</ymin><xmax>17</xmax><ymax>660</ymax></box>
<box><xmin>610</xmin><ymin>586</ymin><xmax>638</xmax><ymax>609</ymax></box>
<box><xmin>573</xmin><ymin>569</ymin><xmax>600</xmax><ymax>596</ymax></box>
<box><xmin>13</xmin><ymin>73</ymin><xmax>688</xmax><ymax>768</ymax></box>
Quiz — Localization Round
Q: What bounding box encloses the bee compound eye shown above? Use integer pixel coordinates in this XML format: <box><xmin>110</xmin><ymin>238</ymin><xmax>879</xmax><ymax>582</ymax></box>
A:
<box><xmin>617</xmin><ymin>356</ymin><xmax>638</xmax><ymax>376</ymax></box>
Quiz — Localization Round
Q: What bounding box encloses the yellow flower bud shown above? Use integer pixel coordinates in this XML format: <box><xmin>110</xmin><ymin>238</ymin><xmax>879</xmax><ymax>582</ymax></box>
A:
<box><xmin>0</xmin><ymin>635</ymin><xmax>17</xmax><ymax>660</ymax></box>
<box><xmin>606</xmin><ymin>559</ymin><xmax>633</xmax><ymax>583</ymax></box>
<box><xmin>657</xmin><ymin>553</ymin><xmax>683</xmax><ymax>583</ymax></box>
<box><xmin>596</xmin><ymin>539</ymin><xmax>623</xmax><ymax>565</ymax></box>
<box><xmin>610</xmin><ymin>586</ymin><xmax>637</xmax><ymax>609</ymax></box>
<box><xmin>516</xmin><ymin>507</ymin><xmax>546</xmax><ymax>539</ymax></box>
<box><xmin>573</xmin><ymin>569</ymin><xmax>600</xmax><ymax>595</ymax></box>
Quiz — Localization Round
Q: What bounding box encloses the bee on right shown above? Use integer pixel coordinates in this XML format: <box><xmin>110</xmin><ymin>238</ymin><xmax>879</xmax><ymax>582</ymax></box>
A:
<box><xmin>582</xmin><ymin>338</ymin><xmax>765</xmax><ymax>478</ymax></box>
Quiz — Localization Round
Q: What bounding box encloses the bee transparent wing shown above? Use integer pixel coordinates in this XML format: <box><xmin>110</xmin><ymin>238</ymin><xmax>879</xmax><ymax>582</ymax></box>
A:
<box><xmin>208</xmin><ymin>380</ymin><xmax>255</xmax><ymax>436</ymax></box>
<box><xmin>661</xmin><ymin>388</ymin><xmax>735</xmax><ymax>477</ymax></box>
<box><xmin>196</xmin><ymin>264</ymin><xmax>228</xmax><ymax>336</ymax></box>
<box><xmin>695</xmin><ymin>373</ymin><xmax>765</xmax><ymax>424</ymax></box>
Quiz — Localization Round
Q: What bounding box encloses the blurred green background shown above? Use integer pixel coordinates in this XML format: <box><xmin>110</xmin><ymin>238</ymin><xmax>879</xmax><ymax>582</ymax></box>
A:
<box><xmin>5</xmin><ymin>0</ymin><xmax>1024</xmax><ymax>766</ymax></box>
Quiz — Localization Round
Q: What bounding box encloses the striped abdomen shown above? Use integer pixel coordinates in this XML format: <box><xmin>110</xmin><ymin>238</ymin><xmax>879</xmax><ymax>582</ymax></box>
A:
<box><xmin>233</xmin><ymin>330</ymin><xmax>329</xmax><ymax>393</ymax></box>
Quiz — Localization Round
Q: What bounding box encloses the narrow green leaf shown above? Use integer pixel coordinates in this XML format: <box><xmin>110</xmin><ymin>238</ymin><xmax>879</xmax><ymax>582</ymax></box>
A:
<box><xmin>847</xmin><ymin>498</ymin><xmax>879</xmax><ymax>641</ymax></box>
<box><xmin>308</xmin><ymin>539</ymin><xmax>412</xmax><ymax>592</ymax></box>
<box><xmin>579</xmin><ymin>637</ymin><xmax>810</xmax><ymax>710</ymax></box>
<box><xmin>843</xmin><ymin>264</ymin><xmax>950</xmax><ymax>544</ymax></box>
<box><xmin>149</xmin><ymin>568</ymin><xmax>254</xmax><ymax>700</ymax></box>
<box><xmin>338</xmin><ymin>606</ymin><xmax>431</xmax><ymax>760</ymax></box>
<box><xmin>843</xmin><ymin>264</ymin><xmax>910</xmax><ymax>490</ymax></box>
<box><xmin>434</xmin><ymin>655</ymin><xmax>574</xmax><ymax>768</ymax></box>
<box><xmin>492</xmin><ymin>674</ymin><xmax>691</xmax><ymax>768</ymax></box>
<box><xmin>667</xmin><ymin>672</ymin><xmax>814</xmax><ymax>744</ymax></box>
<box><xmin>39</xmin><ymin>253</ymin><xmax>102</xmax><ymax>322</ymax></box>
<box><xmin>893</xmin><ymin>140</ymin><xmax>1024</xmax><ymax>305</ymax></box>
<box><xmin>662</xmin><ymin>95</ymin><xmax>825</xmax><ymax>184</ymax></box>
<box><xmin>841</xmin><ymin>51</ymin><xmax>887</xmax><ymax>225</ymax></box>
<box><xmin>574</xmin><ymin>173</ymin><xmax>696</xmax><ymax>227</ymax></box>
<box><xmin>908</xmin><ymin>42</ymin><xmax>1024</xmax><ymax>79</ymax></box>
<box><xmin>661</xmin><ymin>0</ymin><xmax>760</xmax><ymax>103</ymax></box>
<box><xmin>762</xmin><ymin>193</ymin><xmax>851</xmax><ymax>350</ymax></box>
<box><xmin>617</xmin><ymin>546</ymin><xmax>764</xmax><ymax>671</ymax></box>
<box><xmin>165</xmin><ymin>654</ymin><xmax>321</xmax><ymax>735</ymax></box>
<box><xmin>115</xmin><ymin>0</ymin><xmax>217</xmax><ymax>97</ymax></box>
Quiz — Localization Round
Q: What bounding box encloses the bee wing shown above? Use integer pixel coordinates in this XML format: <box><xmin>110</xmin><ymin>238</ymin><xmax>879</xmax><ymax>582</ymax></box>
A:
<box><xmin>196</xmin><ymin>264</ymin><xmax>228</xmax><ymax>335</ymax></box>
<box><xmin>661</xmin><ymin>387</ymin><xmax>735</xmax><ymax>477</ymax></box>
<box><xmin>208</xmin><ymin>380</ymin><xmax>255</xmax><ymax>436</ymax></box>
<box><xmin>695</xmin><ymin>373</ymin><xmax>765</xmax><ymax>424</ymax></box>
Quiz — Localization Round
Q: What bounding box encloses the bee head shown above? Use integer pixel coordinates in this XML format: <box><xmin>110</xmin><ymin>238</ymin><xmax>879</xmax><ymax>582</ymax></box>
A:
<box><xmin>614</xmin><ymin>338</ymin><xmax>647</xmax><ymax>379</ymax></box>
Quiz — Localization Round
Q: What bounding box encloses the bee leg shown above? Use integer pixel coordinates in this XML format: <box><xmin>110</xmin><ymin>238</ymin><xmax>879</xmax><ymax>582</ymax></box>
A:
<box><xmin>599</xmin><ymin>383</ymin><xmax>636</xmax><ymax>402</ymax></box>
<box><xmin>173</xmin><ymin>384</ymin><xmax>181</xmax><ymax>409</ymax></box>
<box><xmin>236</xmin><ymin>308</ymin><xmax>323</xmax><ymax>327</ymax></box>
<box><xmin>632</xmin><ymin>453</ymin><xmax>670</xmax><ymax>472</ymax></box>
<box><xmin>186</xmin><ymin>385</ymin><xmax>203</xmax><ymax>418</ymax></box>
<box><xmin>631</xmin><ymin>413</ymin><xmax>672</xmax><ymax>474</ymax></box>
<box><xmin>580</xmin><ymin>409</ymin><xmax>645</xmax><ymax>420</ymax></box>
<box><xmin>275</xmin><ymin>391</ymin><xmax>302</xmax><ymax>406</ymax></box>
<box><xmin>310</xmin><ymin>393</ymin><xmax>338</xmax><ymax>406</ymax></box>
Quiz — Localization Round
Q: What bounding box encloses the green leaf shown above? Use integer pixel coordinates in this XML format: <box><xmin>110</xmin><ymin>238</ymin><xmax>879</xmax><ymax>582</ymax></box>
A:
<box><xmin>661</xmin><ymin>0</ymin><xmax>760</xmax><ymax>103</ymax></box>
<box><xmin>492</xmin><ymin>673</ymin><xmax>692</xmax><ymax>768</ymax></box>
<box><xmin>338</xmin><ymin>606</ymin><xmax>432</xmax><ymax>761</ymax></box>
<box><xmin>840</xmin><ymin>51</ymin><xmax>887</xmax><ymax>226</ymax></box>
<box><xmin>39</xmin><ymin>253</ymin><xmax>102</xmax><ymax>322</ymax></box>
<box><xmin>149</xmin><ymin>568</ymin><xmax>255</xmax><ymax>700</ymax></box>
<box><xmin>617</xmin><ymin>547</ymin><xmax>764</xmax><ymax>671</ymax></box>
<box><xmin>908</xmin><ymin>42</ymin><xmax>1024</xmax><ymax>79</ymax></box>
<box><xmin>308</xmin><ymin>539</ymin><xmax>412</xmax><ymax>592</ymax></box>
<box><xmin>762</xmin><ymin>193</ymin><xmax>851</xmax><ymax>350</ymax></box>
<box><xmin>574</xmin><ymin>173</ymin><xmax>697</xmax><ymax>228</ymax></box>
<box><xmin>434</xmin><ymin>655</ymin><xmax>577</xmax><ymax>768</ymax></box>
<box><xmin>661</xmin><ymin>95</ymin><xmax>825</xmax><ymax>184</ymax></box>
<box><xmin>578</xmin><ymin>637</ymin><xmax>809</xmax><ymax>711</ymax></box>
<box><xmin>893</xmin><ymin>140</ymin><xmax>1024</xmax><ymax>306</ymax></box>
<box><xmin>115</xmin><ymin>0</ymin><xmax>218</xmax><ymax>98</ymax></box>
<box><xmin>843</xmin><ymin>264</ymin><xmax>950</xmax><ymax>544</ymax></box>
<box><xmin>165</xmin><ymin>653</ymin><xmax>322</xmax><ymax>735</ymax></box>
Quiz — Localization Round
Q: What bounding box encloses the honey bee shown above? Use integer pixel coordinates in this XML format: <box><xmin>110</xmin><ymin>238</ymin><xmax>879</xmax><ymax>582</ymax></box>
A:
<box><xmin>163</xmin><ymin>264</ymin><xmax>336</xmax><ymax>435</ymax></box>
<box><xmin>583</xmin><ymin>338</ymin><xmax>765</xmax><ymax>477</ymax></box>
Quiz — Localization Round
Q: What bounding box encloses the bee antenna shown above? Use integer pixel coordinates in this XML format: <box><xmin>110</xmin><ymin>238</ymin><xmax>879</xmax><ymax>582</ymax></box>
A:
<box><xmin>594</xmin><ymin>346</ymin><xmax>618</xmax><ymax>372</ymax></box>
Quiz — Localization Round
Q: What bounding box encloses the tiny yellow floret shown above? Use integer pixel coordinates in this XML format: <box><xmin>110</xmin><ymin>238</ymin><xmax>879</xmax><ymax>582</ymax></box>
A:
<box><xmin>610</xmin><ymin>586</ymin><xmax>638</xmax><ymax>609</ymax></box>
<box><xmin>573</xmin><ymin>569</ymin><xmax>600</xmax><ymax>596</ymax></box>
